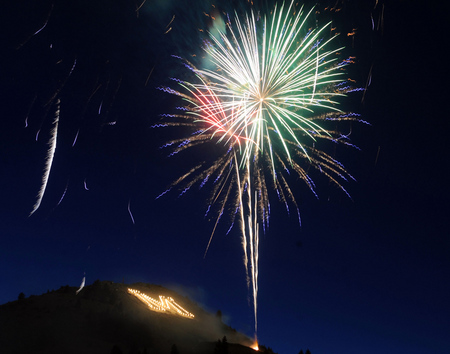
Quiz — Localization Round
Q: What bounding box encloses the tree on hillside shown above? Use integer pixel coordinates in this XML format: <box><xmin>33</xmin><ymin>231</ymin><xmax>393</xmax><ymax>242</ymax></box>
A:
<box><xmin>129</xmin><ymin>343</ymin><xmax>140</xmax><ymax>354</ymax></box>
<box><xmin>58</xmin><ymin>285</ymin><xmax>70</xmax><ymax>293</ymax></box>
<box><xmin>214</xmin><ymin>336</ymin><xmax>228</xmax><ymax>354</ymax></box>
<box><xmin>305</xmin><ymin>349</ymin><xmax>311</xmax><ymax>354</ymax></box>
<box><xmin>170</xmin><ymin>344</ymin><xmax>179</xmax><ymax>354</ymax></box>
<box><xmin>110</xmin><ymin>344</ymin><xmax>123</xmax><ymax>354</ymax></box>
<box><xmin>18</xmin><ymin>292</ymin><xmax>25</xmax><ymax>301</ymax></box>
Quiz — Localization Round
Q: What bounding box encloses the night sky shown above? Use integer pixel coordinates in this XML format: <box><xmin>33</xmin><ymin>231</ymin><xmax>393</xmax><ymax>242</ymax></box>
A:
<box><xmin>1</xmin><ymin>1</ymin><xmax>449</xmax><ymax>354</ymax></box>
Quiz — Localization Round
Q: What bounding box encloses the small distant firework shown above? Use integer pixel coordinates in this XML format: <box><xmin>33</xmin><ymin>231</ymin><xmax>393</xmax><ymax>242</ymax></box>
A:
<box><xmin>157</xmin><ymin>0</ymin><xmax>366</xmax><ymax>339</ymax></box>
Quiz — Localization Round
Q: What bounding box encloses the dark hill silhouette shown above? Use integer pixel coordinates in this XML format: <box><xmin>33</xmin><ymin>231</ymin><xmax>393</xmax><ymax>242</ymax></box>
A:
<box><xmin>0</xmin><ymin>280</ymin><xmax>270</xmax><ymax>354</ymax></box>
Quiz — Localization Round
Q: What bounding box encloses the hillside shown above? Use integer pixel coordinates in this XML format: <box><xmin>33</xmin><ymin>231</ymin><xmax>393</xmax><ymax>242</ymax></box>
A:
<box><xmin>0</xmin><ymin>280</ymin><xmax>268</xmax><ymax>354</ymax></box>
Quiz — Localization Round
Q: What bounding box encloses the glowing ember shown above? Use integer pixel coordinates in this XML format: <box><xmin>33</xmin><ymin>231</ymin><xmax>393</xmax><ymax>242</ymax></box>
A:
<box><xmin>251</xmin><ymin>341</ymin><xmax>259</xmax><ymax>351</ymax></box>
<box><xmin>128</xmin><ymin>288</ymin><xmax>194</xmax><ymax>319</ymax></box>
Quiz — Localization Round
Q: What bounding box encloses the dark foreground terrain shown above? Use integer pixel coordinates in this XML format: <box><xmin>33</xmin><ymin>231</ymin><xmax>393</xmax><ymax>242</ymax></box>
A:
<box><xmin>0</xmin><ymin>281</ymin><xmax>271</xmax><ymax>354</ymax></box>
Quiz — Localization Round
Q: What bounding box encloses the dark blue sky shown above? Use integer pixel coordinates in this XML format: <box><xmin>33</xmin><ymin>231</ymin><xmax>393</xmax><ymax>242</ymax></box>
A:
<box><xmin>1</xmin><ymin>1</ymin><xmax>449</xmax><ymax>354</ymax></box>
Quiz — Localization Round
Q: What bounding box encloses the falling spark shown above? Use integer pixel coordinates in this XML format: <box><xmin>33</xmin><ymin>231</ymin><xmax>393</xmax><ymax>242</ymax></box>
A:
<box><xmin>17</xmin><ymin>4</ymin><xmax>54</xmax><ymax>49</ymax></box>
<box><xmin>76</xmin><ymin>276</ymin><xmax>85</xmax><ymax>295</ymax></box>
<box><xmin>128</xmin><ymin>199</ymin><xmax>135</xmax><ymax>224</ymax></box>
<box><xmin>33</xmin><ymin>3</ymin><xmax>54</xmax><ymax>36</ymax></box>
<box><xmin>56</xmin><ymin>180</ymin><xmax>69</xmax><ymax>206</ymax></box>
<box><xmin>30</xmin><ymin>99</ymin><xmax>60</xmax><ymax>216</ymax></box>
<box><xmin>145</xmin><ymin>66</ymin><xmax>155</xmax><ymax>86</ymax></box>
<box><xmin>24</xmin><ymin>94</ymin><xmax>37</xmax><ymax>128</ymax></box>
<box><xmin>83</xmin><ymin>178</ymin><xmax>89</xmax><ymax>191</ymax></box>
<box><xmin>136</xmin><ymin>0</ymin><xmax>147</xmax><ymax>16</ymax></box>
<box><xmin>166</xmin><ymin>15</ymin><xmax>176</xmax><ymax>29</ymax></box>
<box><xmin>374</xmin><ymin>145</ymin><xmax>380</xmax><ymax>166</ymax></box>
<box><xmin>72</xmin><ymin>129</ymin><xmax>79</xmax><ymax>147</ymax></box>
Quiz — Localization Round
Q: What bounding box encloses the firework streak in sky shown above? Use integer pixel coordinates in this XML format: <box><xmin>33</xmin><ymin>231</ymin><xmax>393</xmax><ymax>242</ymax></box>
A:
<box><xmin>30</xmin><ymin>99</ymin><xmax>60</xmax><ymax>216</ymax></box>
<box><xmin>156</xmin><ymin>0</ymin><xmax>367</xmax><ymax>339</ymax></box>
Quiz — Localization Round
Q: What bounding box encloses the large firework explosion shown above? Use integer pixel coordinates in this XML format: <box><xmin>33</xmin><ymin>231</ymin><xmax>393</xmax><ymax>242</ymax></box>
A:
<box><xmin>157</xmin><ymin>0</ymin><xmax>367</xmax><ymax>339</ymax></box>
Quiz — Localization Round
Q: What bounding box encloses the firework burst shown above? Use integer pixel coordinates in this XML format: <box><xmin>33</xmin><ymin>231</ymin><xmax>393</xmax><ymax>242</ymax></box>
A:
<box><xmin>157</xmin><ymin>0</ymin><xmax>366</xmax><ymax>339</ymax></box>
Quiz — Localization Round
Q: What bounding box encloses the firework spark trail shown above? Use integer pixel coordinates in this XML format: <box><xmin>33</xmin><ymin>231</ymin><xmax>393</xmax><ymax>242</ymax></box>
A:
<box><xmin>17</xmin><ymin>3</ymin><xmax>54</xmax><ymax>49</ymax></box>
<box><xmin>128</xmin><ymin>199</ymin><xmax>135</xmax><ymax>224</ymax></box>
<box><xmin>56</xmin><ymin>180</ymin><xmax>69</xmax><ymax>207</ymax></box>
<box><xmin>30</xmin><ymin>99</ymin><xmax>60</xmax><ymax>216</ymax></box>
<box><xmin>76</xmin><ymin>275</ymin><xmax>86</xmax><ymax>295</ymax></box>
<box><xmin>158</xmin><ymin>0</ymin><xmax>364</xmax><ymax>340</ymax></box>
